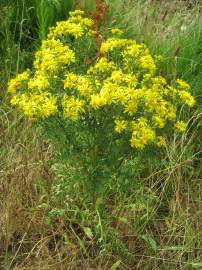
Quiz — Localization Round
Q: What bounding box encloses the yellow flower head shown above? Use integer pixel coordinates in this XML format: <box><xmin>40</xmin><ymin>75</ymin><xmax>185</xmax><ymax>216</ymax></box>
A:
<box><xmin>174</xmin><ymin>121</ymin><xmax>186</xmax><ymax>133</ymax></box>
<box><xmin>90</xmin><ymin>94</ymin><xmax>107</xmax><ymax>109</ymax></box>
<box><xmin>156</xmin><ymin>136</ymin><xmax>166</xmax><ymax>148</ymax></box>
<box><xmin>115</xmin><ymin>119</ymin><xmax>127</xmax><ymax>133</ymax></box>
<box><xmin>111</xmin><ymin>28</ymin><xmax>123</xmax><ymax>36</ymax></box>
<box><xmin>69</xmin><ymin>10</ymin><xmax>85</xmax><ymax>18</ymax></box>
<box><xmin>176</xmin><ymin>79</ymin><xmax>190</xmax><ymax>91</ymax></box>
<box><xmin>178</xmin><ymin>91</ymin><xmax>196</xmax><ymax>107</ymax></box>
<box><xmin>64</xmin><ymin>73</ymin><xmax>78</xmax><ymax>89</ymax></box>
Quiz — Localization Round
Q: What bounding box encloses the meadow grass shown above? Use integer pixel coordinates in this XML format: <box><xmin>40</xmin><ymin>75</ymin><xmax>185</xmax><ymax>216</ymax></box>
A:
<box><xmin>0</xmin><ymin>1</ymin><xmax>201</xmax><ymax>269</ymax></box>
<box><xmin>35</xmin><ymin>0</ymin><xmax>74</xmax><ymax>40</ymax></box>
<box><xmin>107</xmin><ymin>0</ymin><xmax>202</xmax><ymax>89</ymax></box>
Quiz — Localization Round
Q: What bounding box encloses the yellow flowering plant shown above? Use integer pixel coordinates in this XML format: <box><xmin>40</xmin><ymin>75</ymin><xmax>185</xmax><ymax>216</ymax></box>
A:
<box><xmin>8</xmin><ymin>10</ymin><xmax>196</xmax><ymax>194</ymax></box>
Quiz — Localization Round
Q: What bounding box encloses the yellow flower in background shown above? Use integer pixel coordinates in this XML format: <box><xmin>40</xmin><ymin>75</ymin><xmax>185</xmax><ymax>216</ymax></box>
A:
<box><xmin>111</xmin><ymin>28</ymin><xmax>123</xmax><ymax>36</ymax></box>
<box><xmin>100</xmin><ymin>38</ymin><xmax>132</xmax><ymax>54</ymax></box>
<box><xmin>87</xmin><ymin>29</ymin><xmax>97</xmax><ymax>37</ymax></box>
<box><xmin>166</xmin><ymin>105</ymin><xmax>177</xmax><ymax>121</ymax></box>
<box><xmin>154</xmin><ymin>54</ymin><xmax>163</xmax><ymax>62</ymax></box>
<box><xmin>178</xmin><ymin>90</ymin><xmax>196</xmax><ymax>107</ymax></box>
<box><xmin>48</xmin><ymin>10</ymin><xmax>93</xmax><ymax>40</ymax></box>
<box><xmin>152</xmin><ymin>115</ymin><xmax>165</xmax><ymax>128</ymax></box>
<box><xmin>156</xmin><ymin>136</ymin><xmax>167</xmax><ymax>148</ymax></box>
<box><xmin>69</xmin><ymin>9</ymin><xmax>85</xmax><ymax>17</ymax></box>
<box><xmin>176</xmin><ymin>79</ymin><xmax>190</xmax><ymax>91</ymax></box>
<box><xmin>139</xmin><ymin>54</ymin><xmax>156</xmax><ymax>74</ymax></box>
<box><xmin>174</xmin><ymin>121</ymin><xmax>186</xmax><ymax>133</ymax></box>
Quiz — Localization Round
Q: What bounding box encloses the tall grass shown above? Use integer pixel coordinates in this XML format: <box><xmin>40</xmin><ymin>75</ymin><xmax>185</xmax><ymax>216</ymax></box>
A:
<box><xmin>0</xmin><ymin>1</ymin><xmax>201</xmax><ymax>269</ymax></box>
<box><xmin>35</xmin><ymin>0</ymin><xmax>74</xmax><ymax>40</ymax></box>
<box><xmin>107</xmin><ymin>0</ymin><xmax>202</xmax><ymax>96</ymax></box>
<box><xmin>0</xmin><ymin>0</ymin><xmax>35</xmax><ymax>82</ymax></box>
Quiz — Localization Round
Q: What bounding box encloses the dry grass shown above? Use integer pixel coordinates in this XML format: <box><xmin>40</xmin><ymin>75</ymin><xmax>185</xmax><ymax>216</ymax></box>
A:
<box><xmin>0</xmin><ymin>111</ymin><xmax>201</xmax><ymax>269</ymax></box>
<box><xmin>0</xmin><ymin>1</ymin><xmax>202</xmax><ymax>269</ymax></box>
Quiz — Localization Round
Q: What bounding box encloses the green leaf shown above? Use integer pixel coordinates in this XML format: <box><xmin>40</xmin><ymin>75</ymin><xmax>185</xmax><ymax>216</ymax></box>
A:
<box><xmin>141</xmin><ymin>234</ymin><xmax>157</xmax><ymax>252</ymax></box>
<box><xmin>83</xmin><ymin>227</ymin><xmax>93</xmax><ymax>239</ymax></box>
<box><xmin>190</xmin><ymin>262</ymin><xmax>202</xmax><ymax>269</ymax></box>
<box><xmin>117</xmin><ymin>216</ymin><xmax>130</xmax><ymax>225</ymax></box>
<box><xmin>109</xmin><ymin>260</ymin><xmax>121</xmax><ymax>270</ymax></box>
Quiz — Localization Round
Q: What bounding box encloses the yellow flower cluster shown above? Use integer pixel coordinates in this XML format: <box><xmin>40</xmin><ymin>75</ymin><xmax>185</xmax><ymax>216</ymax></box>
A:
<box><xmin>8</xmin><ymin>70</ymin><xmax>30</xmax><ymax>93</ymax></box>
<box><xmin>130</xmin><ymin>118</ymin><xmax>156</xmax><ymax>149</ymax></box>
<box><xmin>174</xmin><ymin>121</ymin><xmax>186</xmax><ymax>133</ymax></box>
<box><xmin>8</xmin><ymin>10</ymin><xmax>196</xmax><ymax>149</ymax></box>
<box><xmin>10</xmin><ymin>92</ymin><xmax>57</xmax><ymax>119</ymax></box>
<box><xmin>100</xmin><ymin>38</ymin><xmax>133</xmax><ymax>54</ymax></box>
<box><xmin>111</xmin><ymin>28</ymin><xmax>124</xmax><ymax>36</ymax></box>
<box><xmin>34</xmin><ymin>39</ymin><xmax>75</xmax><ymax>73</ymax></box>
<box><xmin>88</xmin><ymin>57</ymin><xmax>117</xmax><ymax>74</ymax></box>
<box><xmin>62</xmin><ymin>95</ymin><xmax>85</xmax><ymax>121</ymax></box>
<box><xmin>48</xmin><ymin>9</ymin><xmax>94</xmax><ymax>39</ymax></box>
<box><xmin>64</xmin><ymin>73</ymin><xmax>94</xmax><ymax>98</ymax></box>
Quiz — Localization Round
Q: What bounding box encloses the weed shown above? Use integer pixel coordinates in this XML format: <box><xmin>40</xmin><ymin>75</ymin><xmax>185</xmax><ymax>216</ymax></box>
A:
<box><xmin>0</xmin><ymin>1</ymin><xmax>201</xmax><ymax>270</ymax></box>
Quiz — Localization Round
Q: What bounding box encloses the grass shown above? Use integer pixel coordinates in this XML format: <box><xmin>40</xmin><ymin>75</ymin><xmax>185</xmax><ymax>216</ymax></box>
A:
<box><xmin>35</xmin><ymin>0</ymin><xmax>74</xmax><ymax>40</ymax></box>
<box><xmin>0</xmin><ymin>0</ymin><xmax>202</xmax><ymax>269</ymax></box>
<box><xmin>107</xmin><ymin>0</ymin><xmax>202</xmax><ymax>89</ymax></box>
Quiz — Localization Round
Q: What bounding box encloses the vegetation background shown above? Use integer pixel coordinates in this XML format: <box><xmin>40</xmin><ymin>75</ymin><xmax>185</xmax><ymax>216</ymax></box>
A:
<box><xmin>0</xmin><ymin>0</ymin><xmax>201</xmax><ymax>269</ymax></box>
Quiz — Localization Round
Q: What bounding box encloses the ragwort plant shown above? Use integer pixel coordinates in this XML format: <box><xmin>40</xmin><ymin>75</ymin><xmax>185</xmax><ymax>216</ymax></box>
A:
<box><xmin>8</xmin><ymin>10</ymin><xmax>196</xmax><ymax>198</ymax></box>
